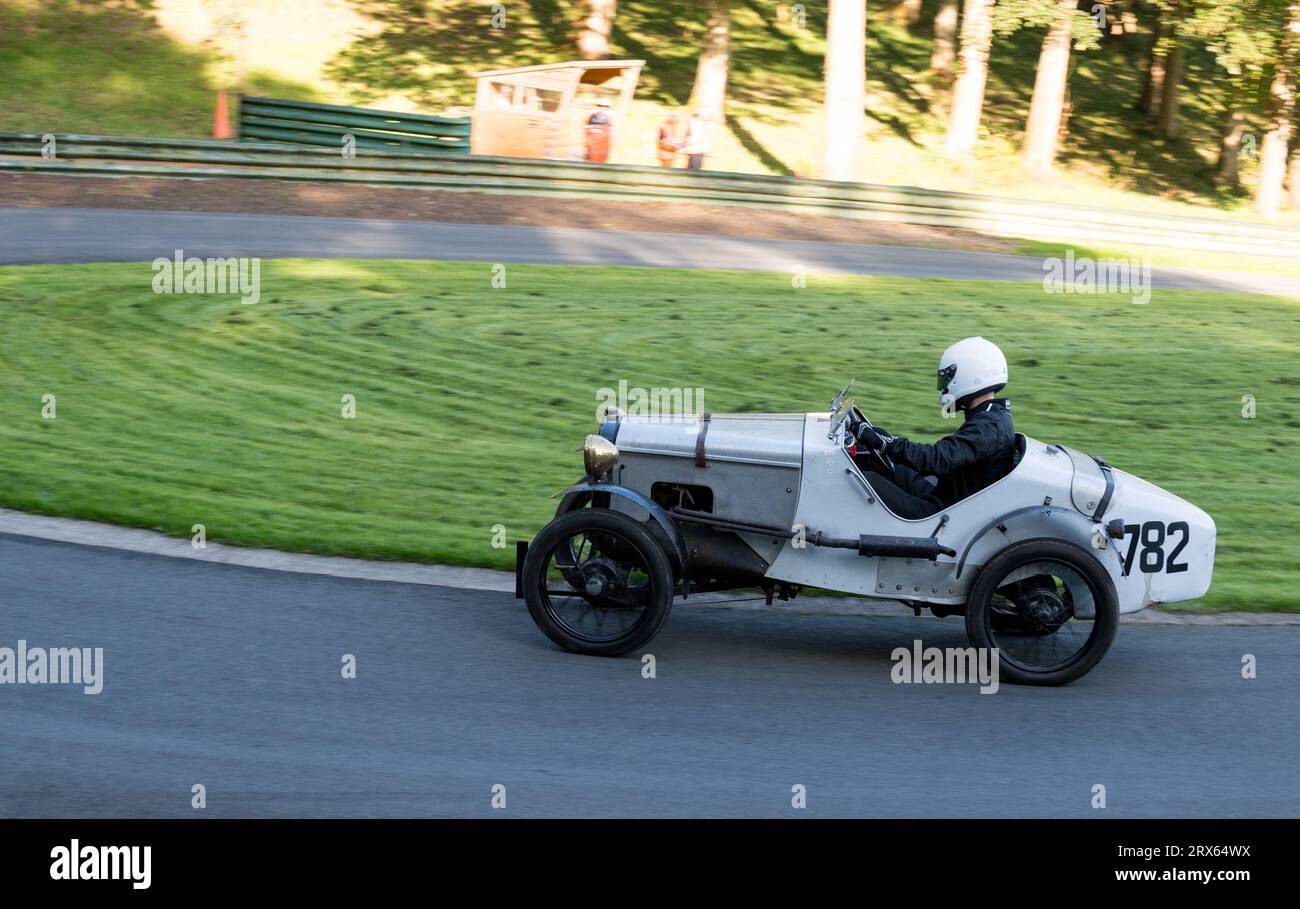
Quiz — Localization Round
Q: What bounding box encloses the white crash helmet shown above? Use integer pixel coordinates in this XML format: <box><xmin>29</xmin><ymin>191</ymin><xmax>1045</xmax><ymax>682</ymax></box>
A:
<box><xmin>937</xmin><ymin>337</ymin><xmax>1008</xmax><ymax>409</ymax></box>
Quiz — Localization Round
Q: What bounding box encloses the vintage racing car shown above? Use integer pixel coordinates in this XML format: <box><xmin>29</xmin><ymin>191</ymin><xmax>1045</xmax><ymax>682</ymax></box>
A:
<box><xmin>517</xmin><ymin>382</ymin><xmax>1216</xmax><ymax>685</ymax></box>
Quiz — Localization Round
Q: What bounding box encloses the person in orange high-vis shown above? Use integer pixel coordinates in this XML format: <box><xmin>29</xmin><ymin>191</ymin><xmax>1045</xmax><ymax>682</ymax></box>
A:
<box><xmin>585</xmin><ymin>99</ymin><xmax>613</xmax><ymax>163</ymax></box>
<box><xmin>656</xmin><ymin>113</ymin><xmax>683</xmax><ymax>167</ymax></box>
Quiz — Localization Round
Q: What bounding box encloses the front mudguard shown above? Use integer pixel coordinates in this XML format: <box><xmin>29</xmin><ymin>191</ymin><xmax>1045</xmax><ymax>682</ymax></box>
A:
<box><xmin>554</xmin><ymin>480</ymin><xmax>690</xmax><ymax>578</ymax></box>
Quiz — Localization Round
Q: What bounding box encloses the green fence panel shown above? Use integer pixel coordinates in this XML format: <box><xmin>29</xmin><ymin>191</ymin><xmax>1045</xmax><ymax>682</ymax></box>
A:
<box><xmin>237</xmin><ymin>96</ymin><xmax>470</xmax><ymax>154</ymax></box>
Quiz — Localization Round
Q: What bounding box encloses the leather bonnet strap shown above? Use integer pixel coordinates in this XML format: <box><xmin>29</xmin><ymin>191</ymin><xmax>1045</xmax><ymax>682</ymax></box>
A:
<box><xmin>694</xmin><ymin>412</ymin><xmax>712</xmax><ymax>468</ymax></box>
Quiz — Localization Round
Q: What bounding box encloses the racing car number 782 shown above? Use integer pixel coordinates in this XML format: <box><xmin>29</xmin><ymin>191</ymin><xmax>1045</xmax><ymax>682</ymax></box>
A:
<box><xmin>1120</xmin><ymin>521</ymin><xmax>1190</xmax><ymax>576</ymax></box>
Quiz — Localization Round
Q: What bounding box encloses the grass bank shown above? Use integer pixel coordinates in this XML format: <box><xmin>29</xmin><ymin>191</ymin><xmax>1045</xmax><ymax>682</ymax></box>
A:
<box><xmin>0</xmin><ymin>260</ymin><xmax>1296</xmax><ymax>610</ymax></box>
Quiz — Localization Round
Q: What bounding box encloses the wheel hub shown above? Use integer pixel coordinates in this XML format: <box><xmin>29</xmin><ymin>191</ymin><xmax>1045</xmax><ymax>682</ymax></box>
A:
<box><xmin>579</xmin><ymin>556</ymin><xmax>626</xmax><ymax>600</ymax></box>
<box><xmin>1022</xmin><ymin>587</ymin><xmax>1070</xmax><ymax>628</ymax></box>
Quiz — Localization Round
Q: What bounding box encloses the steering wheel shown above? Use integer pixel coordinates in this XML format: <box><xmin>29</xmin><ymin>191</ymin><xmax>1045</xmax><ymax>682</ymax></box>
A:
<box><xmin>846</xmin><ymin>404</ymin><xmax>897</xmax><ymax>474</ymax></box>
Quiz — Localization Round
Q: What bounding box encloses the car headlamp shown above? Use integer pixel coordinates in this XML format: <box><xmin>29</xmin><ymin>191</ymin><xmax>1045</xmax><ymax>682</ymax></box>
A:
<box><xmin>583</xmin><ymin>434</ymin><xmax>619</xmax><ymax>479</ymax></box>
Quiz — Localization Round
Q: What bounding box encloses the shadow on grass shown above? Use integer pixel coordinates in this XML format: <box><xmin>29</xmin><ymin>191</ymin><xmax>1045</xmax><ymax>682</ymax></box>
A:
<box><xmin>324</xmin><ymin>0</ymin><xmax>575</xmax><ymax>108</ymax></box>
<box><xmin>0</xmin><ymin>0</ymin><xmax>322</xmax><ymax>137</ymax></box>
<box><xmin>725</xmin><ymin>112</ymin><xmax>795</xmax><ymax>175</ymax></box>
<box><xmin>982</xmin><ymin>22</ymin><xmax>1244</xmax><ymax>208</ymax></box>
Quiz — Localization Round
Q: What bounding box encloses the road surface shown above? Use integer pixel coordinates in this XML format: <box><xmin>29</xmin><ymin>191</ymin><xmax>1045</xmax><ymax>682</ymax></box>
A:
<box><xmin>3</xmin><ymin>534</ymin><xmax>1296</xmax><ymax>818</ymax></box>
<box><xmin>1</xmin><ymin>206</ymin><xmax>1294</xmax><ymax>297</ymax></box>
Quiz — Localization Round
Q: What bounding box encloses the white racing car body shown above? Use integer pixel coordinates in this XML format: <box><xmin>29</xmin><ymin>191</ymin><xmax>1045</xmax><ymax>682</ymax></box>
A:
<box><xmin>519</xmin><ymin>386</ymin><xmax>1216</xmax><ymax>685</ymax></box>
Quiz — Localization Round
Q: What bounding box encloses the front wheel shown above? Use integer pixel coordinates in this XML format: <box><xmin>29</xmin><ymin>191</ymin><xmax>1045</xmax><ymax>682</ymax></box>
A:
<box><xmin>523</xmin><ymin>508</ymin><xmax>675</xmax><ymax>657</ymax></box>
<box><xmin>965</xmin><ymin>539</ymin><xmax>1119</xmax><ymax>686</ymax></box>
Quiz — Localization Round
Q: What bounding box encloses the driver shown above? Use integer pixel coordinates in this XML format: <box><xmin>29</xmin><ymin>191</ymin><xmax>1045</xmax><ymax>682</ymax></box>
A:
<box><xmin>853</xmin><ymin>337</ymin><xmax>1015</xmax><ymax>519</ymax></box>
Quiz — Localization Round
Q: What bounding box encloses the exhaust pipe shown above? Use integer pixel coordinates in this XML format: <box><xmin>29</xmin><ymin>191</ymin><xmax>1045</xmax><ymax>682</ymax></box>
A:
<box><xmin>809</xmin><ymin>532</ymin><xmax>956</xmax><ymax>561</ymax></box>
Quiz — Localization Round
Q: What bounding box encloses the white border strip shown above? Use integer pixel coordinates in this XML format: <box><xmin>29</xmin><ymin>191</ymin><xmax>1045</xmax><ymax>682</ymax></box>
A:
<box><xmin>2</xmin><ymin>508</ymin><xmax>1294</xmax><ymax>623</ymax></box>
<box><xmin>0</xmin><ymin>508</ymin><xmax>516</xmax><ymax>592</ymax></box>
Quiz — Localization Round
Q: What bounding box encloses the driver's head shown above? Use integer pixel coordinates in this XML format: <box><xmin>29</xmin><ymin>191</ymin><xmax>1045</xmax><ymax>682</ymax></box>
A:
<box><xmin>937</xmin><ymin>337</ymin><xmax>1007</xmax><ymax>411</ymax></box>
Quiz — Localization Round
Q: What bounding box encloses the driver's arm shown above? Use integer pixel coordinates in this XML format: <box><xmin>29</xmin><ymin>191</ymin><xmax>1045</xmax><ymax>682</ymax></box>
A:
<box><xmin>887</xmin><ymin>420</ymin><xmax>994</xmax><ymax>477</ymax></box>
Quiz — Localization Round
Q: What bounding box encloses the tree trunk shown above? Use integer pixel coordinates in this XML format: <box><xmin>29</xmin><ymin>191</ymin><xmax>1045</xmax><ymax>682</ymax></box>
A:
<box><xmin>1289</xmin><ymin>143</ymin><xmax>1300</xmax><ymax>209</ymax></box>
<box><xmin>1216</xmin><ymin>106</ymin><xmax>1246</xmax><ymax>186</ymax></box>
<box><xmin>1136</xmin><ymin>9</ymin><xmax>1164</xmax><ymax>116</ymax></box>
<box><xmin>1021</xmin><ymin>0</ymin><xmax>1076</xmax><ymax>174</ymax></box>
<box><xmin>897</xmin><ymin>0</ymin><xmax>923</xmax><ymax>25</ymax></box>
<box><xmin>1060</xmin><ymin>81</ymin><xmax>1073</xmax><ymax>145</ymax></box>
<box><xmin>688</xmin><ymin>1</ymin><xmax>731</xmax><ymax>124</ymax></box>
<box><xmin>1256</xmin><ymin>3</ymin><xmax>1300</xmax><ymax>217</ymax></box>
<box><xmin>577</xmin><ymin>0</ymin><xmax>617</xmax><ymax>60</ymax></box>
<box><xmin>929</xmin><ymin>0</ymin><xmax>959</xmax><ymax>80</ymax></box>
<box><xmin>1156</xmin><ymin>40</ymin><xmax>1183</xmax><ymax>139</ymax></box>
<box><xmin>944</xmin><ymin>0</ymin><xmax>995</xmax><ymax>157</ymax></box>
<box><xmin>823</xmin><ymin>0</ymin><xmax>867</xmax><ymax>180</ymax></box>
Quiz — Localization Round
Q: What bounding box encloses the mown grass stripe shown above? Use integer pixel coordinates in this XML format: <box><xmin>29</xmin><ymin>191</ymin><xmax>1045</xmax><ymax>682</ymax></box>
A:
<box><xmin>1</xmin><ymin>260</ymin><xmax>1296</xmax><ymax>608</ymax></box>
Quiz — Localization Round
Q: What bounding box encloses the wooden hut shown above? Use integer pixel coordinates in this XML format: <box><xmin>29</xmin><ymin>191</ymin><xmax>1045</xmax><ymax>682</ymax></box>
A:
<box><xmin>470</xmin><ymin>60</ymin><xmax>644</xmax><ymax>161</ymax></box>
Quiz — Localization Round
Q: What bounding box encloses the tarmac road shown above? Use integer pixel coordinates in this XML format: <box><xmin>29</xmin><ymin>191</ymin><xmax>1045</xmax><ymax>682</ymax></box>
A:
<box><xmin>3</xmin><ymin>534</ymin><xmax>1296</xmax><ymax>819</ymax></box>
<box><xmin>1</xmin><ymin>205</ymin><xmax>1295</xmax><ymax>297</ymax></box>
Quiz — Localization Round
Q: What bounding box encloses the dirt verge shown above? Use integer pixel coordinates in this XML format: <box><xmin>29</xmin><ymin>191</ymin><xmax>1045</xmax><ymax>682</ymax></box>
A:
<box><xmin>0</xmin><ymin>172</ymin><xmax>1017</xmax><ymax>253</ymax></box>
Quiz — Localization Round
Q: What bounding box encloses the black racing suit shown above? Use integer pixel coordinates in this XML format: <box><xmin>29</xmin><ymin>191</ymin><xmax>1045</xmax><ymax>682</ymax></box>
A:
<box><xmin>858</xmin><ymin>399</ymin><xmax>1016</xmax><ymax>519</ymax></box>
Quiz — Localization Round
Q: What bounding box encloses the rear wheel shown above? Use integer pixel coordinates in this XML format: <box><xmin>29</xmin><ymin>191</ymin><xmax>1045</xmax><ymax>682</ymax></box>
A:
<box><xmin>965</xmin><ymin>539</ymin><xmax>1118</xmax><ymax>686</ymax></box>
<box><xmin>523</xmin><ymin>509</ymin><xmax>675</xmax><ymax>657</ymax></box>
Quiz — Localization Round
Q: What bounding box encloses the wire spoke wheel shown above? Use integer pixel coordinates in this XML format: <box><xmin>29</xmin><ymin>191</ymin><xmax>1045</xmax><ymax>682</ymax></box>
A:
<box><xmin>543</xmin><ymin>528</ymin><xmax>653</xmax><ymax>641</ymax></box>
<box><xmin>523</xmin><ymin>509</ymin><xmax>675</xmax><ymax>656</ymax></box>
<box><xmin>987</xmin><ymin>561</ymin><xmax>1096</xmax><ymax>673</ymax></box>
<box><xmin>967</xmin><ymin>540</ymin><xmax>1119</xmax><ymax>686</ymax></box>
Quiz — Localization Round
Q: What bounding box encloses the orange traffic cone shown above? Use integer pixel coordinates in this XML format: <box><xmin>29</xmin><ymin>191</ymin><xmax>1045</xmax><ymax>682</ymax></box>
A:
<box><xmin>212</xmin><ymin>90</ymin><xmax>233</xmax><ymax>140</ymax></box>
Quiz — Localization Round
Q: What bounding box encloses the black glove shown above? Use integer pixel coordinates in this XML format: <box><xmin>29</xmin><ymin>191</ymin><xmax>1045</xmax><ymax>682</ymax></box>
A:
<box><xmin>855</xmin><ymin>424</ymin><xmax>886</xmax><ymax>452</ymax></box>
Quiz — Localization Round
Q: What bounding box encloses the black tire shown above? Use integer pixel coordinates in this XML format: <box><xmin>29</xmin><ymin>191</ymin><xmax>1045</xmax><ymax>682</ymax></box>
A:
<box><xmin>523</xmin><ymin>509</ymin><xmax>675</xmax><ymax>657</ymax></box>
<box><xmin>965</xmin><ymin>538</ymin><xmax>1119</xmax><ymax>686</ymax></box>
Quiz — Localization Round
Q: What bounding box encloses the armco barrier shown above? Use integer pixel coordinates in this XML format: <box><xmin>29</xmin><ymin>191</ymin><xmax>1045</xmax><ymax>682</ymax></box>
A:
<box><xmin>1</xmin><ymin>132</ymin><xmax>1298</xmax><ymax>259</ymax></box>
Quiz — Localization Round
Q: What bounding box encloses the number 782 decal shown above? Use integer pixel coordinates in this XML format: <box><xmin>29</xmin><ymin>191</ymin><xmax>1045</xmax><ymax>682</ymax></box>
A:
<box><xmin>1119</xmin><ymin>521</ymin><xmax>1189</xmax><ymax>576</ymax></box>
